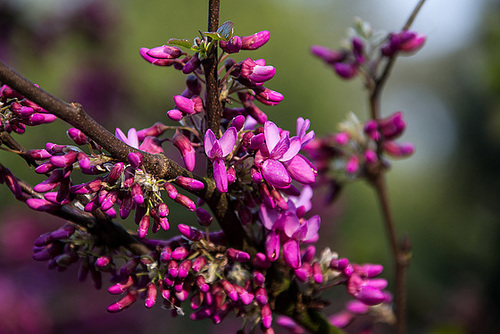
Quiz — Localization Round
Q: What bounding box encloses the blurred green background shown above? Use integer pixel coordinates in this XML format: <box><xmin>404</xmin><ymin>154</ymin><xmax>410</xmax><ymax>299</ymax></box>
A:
<box><xmin>0</xmin><ymin>0</ymin><xmax>499</xmax><ymax>333</ymax></box>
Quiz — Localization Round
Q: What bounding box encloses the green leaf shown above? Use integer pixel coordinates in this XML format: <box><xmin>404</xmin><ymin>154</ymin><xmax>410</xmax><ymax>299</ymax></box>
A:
<box><xmin>217</xmin><ymin>21</ymin><xmax>234</xmax><ymax>40</ymax></box>
<box><xmin>167</xmin><ymin>38</ymin><xmax>193</xmax><ymax>49</ymax></box>
<box><xmin>203</xmin><ymin>32</ymin><xmax>224</xmax><ymax>41</ymax></box>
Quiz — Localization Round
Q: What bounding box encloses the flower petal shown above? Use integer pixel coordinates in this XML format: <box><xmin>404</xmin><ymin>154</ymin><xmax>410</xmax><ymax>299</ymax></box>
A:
<box><xmin>265</xmin><ymin>230</ymin><xmax>280</xmax><ymax>261</ymax></box>
<box><xmin>283</xmin><ymin>212</ymin><xmax>300</xmax><ymax>238</ymax></box>
<box><xmin>283</xmin><ymin>239</ymin><xmax>301</xmax><ymax>269</ymax></box>
<box><xmin>204</xmin><ymin>129</ymin><xmax>217</xmax><ymax>158</ymax></box>
<box><xmin>127</xmin><ymin>128</ymin><xmax>139</xmax><ymax>149</ymax></box>
<box><xmin>283</xmin><ymin>154</ymin><xmax>317</xmax><ymax>184</ymax></box>
<box><xmin>264</xmin><ymin>121</ymin><xmax>280</xmax><ymax>153</ymax></box>
<box><xmin>213</xmin><ymin>158</ymin><xmax>228</xmax><ymax>193</ymax></box>
<box><xmin>259</xmin><ymin>204</ymin><xmax>279</xmax><ymax>230</ymax></box>
<box><xmin>280</xmin><ymin>137</ymin><xmax>301</xmax><ymax>162</ymax></box>
<box><xmin>261</xmin><ymin>159</ymin><xmax>291</xmax><ymax>188</ymax></box>
<box><xmin>304</xmin><ymin>215</ymin><xmax>321</xmax><ymax>241</ymax></box>
<box><xmin>219</xmin><ymin>127</ymin><xmax>237</xmax><ymax>157</ymax></box>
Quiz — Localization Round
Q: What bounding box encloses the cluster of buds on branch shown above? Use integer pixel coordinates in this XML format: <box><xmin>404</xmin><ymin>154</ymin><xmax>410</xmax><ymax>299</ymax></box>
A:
<box><xmin>0</xmin><ymin>1</ymin><xmax>427</xmax><ymax>332</ymax></box>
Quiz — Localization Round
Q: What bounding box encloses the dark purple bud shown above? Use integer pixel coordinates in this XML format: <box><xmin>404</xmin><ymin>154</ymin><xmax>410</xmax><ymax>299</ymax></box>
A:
<box><xmin>334</xmin><ymin>62</ymin><xmax>358</xmax><ymax>79</ymax></box>
<box><xmin>0</xmin><ymin>84</ymin><xmax>23</xmax><ymax>99</ymax></box>
<box><xmin>107</xmin><ymin>289</ymin><xmax>139</xmax><ymax>313</ymax></box>
<box><xmin>120</xmin><ymin>257</ymin><xmax>140</xmax><ymax>277</ymax></box>
<box><xmin>67</xmin><ymin>128</ymin><xmax>90</xmax><ymax>145</ymax></box>
<box><xmin>127</xmin><ymin>152</ymin><xmax>143</xmax><ymax>169</ymax></box>
<box><xmin>123</xmin><ymin>166</ymin><xmax>135</xmax><ymax>188</ymax></box>
<box><xmin>378</xmin><ymin>111</ymin><xmax>406</xmax><ymax>140</ymax></box>
<box><xmin>182</xmin><ymin>53</ymin><xmax>201</xmax><ymax>74</ymax></box>
<box><xmin>253</xmin><ymin>271</ymin><xmax>266</xmax><ymax>287</ymax></box>
<box><xmin>220</xmin><ymin>35</ymin><xmax>242</xmax><ymax>54</ymax></box>
<box><xmin>195</xmin><ymin>207</ymin><xmax>213</xmax><ymax>227</ymax></box>
<box><xmin>229</xmin><ymin>115</ymin><xmax>245</xmax><ymax>131</ymax></box>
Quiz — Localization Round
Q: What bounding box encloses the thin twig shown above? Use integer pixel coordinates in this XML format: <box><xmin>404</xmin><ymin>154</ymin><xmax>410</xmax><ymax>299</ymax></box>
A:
<box><xmin>367</xmin><ymin>1</ymin><xmax>427</xmax><ymax>333</ymax></box>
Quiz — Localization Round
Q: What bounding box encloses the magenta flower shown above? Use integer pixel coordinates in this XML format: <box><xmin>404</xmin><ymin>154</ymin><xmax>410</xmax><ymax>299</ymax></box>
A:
<box><xmin>240</xmin><ymin>58</ymin><xmax>275</xmax><ymax>85</ymax></box>
<box><xmin>282</xmin><ymin>212</ymin><xmax>321</xmax><ymax>269</ymax></box>
<box><xmin>255</xmin><ymin>121</ymin><xmax>300</xmax><ymax>188</ymax></box>
<box><xmin>204</xmin><ymin>127</ymin><xmax>237</xmax><ymax>193</ymax></box>
<box><xmin>115</xmin><ymin>127</ymin><xmax>163</xmax><ymax>154</ymax></box>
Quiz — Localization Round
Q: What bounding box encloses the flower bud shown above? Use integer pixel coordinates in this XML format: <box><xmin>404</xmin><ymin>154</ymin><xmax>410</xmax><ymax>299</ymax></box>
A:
<box><xmin>175</xmin><ymin>176</ymin><xmax>205</xmax><ymax>191</ymax></box>
<box><xmin>172</xmin><ymin>132</ymin><xmax>196</xmax><ymax>171</ymax></box>
<box><xmin>167</xmin><ymin>109</ymin><xmax>184</xmax><ymax>121</ymax></box>
<box><xmin>107</xmin><ymin>289</ymin><xmax>139</xmax><ymax>313</ymax></box>
<box><xmin>226</xmin><ymin>248</ymin><xmax>250</xmax><ymax>262</ymax></box>
<box><xmin>174</xmin><ymin>194</ymin><xmax>196</xmax><ymax>212</ymax></box>
<box><xmin>127</xmin><ymin>152</ymin><xmax>143</xmax><ymax>169</ymax></box>
<box><xmin>174</xmin><ymin>95</ymin><xmax>203</xmax><ymax>115</ymax></box>
<box><xmin>241</xmin><ymin>30</ymin><xmax>270</xmax><ymax>50</ymax></box>
<box><xmin>195</xmin><ymin>207</ymin><xmax>213</xmax><ymax>227</ymax></box>
<box><xmin>220</xmin><ymin>35</ymin><xmax>242</xmax><ymax>54</ymax></box>
<box><xmin>178</xmin><ymin>224</ymin><xmax>202</xmax><ymax>241</ymax></box>
<box><xmin>182</xmin><ymin>52</ymin><xmax>201</xmax><ymax>74</ymax></box>
<box><xmin>67</xmin><ymin>128</ymin><xmax>90</xmax><ymax>145</ymax></box>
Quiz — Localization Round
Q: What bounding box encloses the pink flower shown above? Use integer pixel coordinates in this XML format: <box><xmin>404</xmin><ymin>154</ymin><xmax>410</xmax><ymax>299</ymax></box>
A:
<box><xmin>204</xmin><ymin>127</ymin><xmax>237</xmax><ymax>193</ymax></box>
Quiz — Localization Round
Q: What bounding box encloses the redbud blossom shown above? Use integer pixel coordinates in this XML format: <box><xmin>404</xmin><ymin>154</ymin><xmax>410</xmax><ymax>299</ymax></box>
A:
<box><xmin>241</xmin><ymin>30</ymin><xmax>270</xmax><ymax>50</ymax></box>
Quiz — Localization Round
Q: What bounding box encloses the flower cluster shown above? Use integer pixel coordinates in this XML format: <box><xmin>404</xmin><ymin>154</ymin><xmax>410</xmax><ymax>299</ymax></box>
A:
<box><xmin>0</xmin><ymin>84</ymin><xmax>56</xmax><ymax>134</ymax></box>
<box><xmin>311</xmin><ymin>19</ymin><xmax>425</xmax><ymax>80</ymax></box>
<box><xmin>303</xmin><ymin>111</ymin><xmax>414</xmax><ymax>202</ymax></box>
<box><xmin>141</xmin><ymin>22</ymin><xmax>283</xmax><ymax>125</ymax></box>
<box><xmin>0</xmin><ymin>15</ymin><xmax>418</xmax><ymax>334</ymax></box>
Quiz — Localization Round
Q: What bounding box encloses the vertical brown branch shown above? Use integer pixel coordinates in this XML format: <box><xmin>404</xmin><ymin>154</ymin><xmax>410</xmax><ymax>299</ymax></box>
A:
<box><xmin>204</xmin><ymin>0</ymin><xmax>223</xmax><ymax>137</ymax></box>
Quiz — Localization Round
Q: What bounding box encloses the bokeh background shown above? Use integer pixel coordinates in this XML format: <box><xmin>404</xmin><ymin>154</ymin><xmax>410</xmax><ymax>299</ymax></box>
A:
<box><xmin>0</xmin><ymin>0</ymin><xmax>499</xmax><ymax>333</ymax></box>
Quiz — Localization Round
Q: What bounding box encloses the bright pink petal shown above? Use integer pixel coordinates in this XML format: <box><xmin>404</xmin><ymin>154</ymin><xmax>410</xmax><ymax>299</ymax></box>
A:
<box><xmin>283</xmin><ymin>239</ymin><xmax>301</xmax><ymax>269</ymax></box>
<box><xmin>264</xmin><ymin>121</ymin><xmax>280</xmax><ymax>152</ymax></box>
<box><xmin>283</xmin><ymin>212</ymin><xmax>300</xmax><ymax>238</ymax></box>
<box><xmin>261</xmin><ymin>159</ymin><xmax>291</xmax><ymax>188</ymax></box>
<box><xmin>213</xmin><ymin>158</ymin><xmax>228</xmax><ymax>193</ymax></box>
<box><xmin>204</xmin><ymin>129</ymin><xmax>217</xmax><ymax>157</ymax></box>
<box><xmin>219</xmin><ymin>127</ymin><xmax>237</xmax><ymax>157</ymax></box>
<box><xmin>280</xmin><ymin>137</ymin><xmax>301</xmax><ymax>161</ymax></box>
